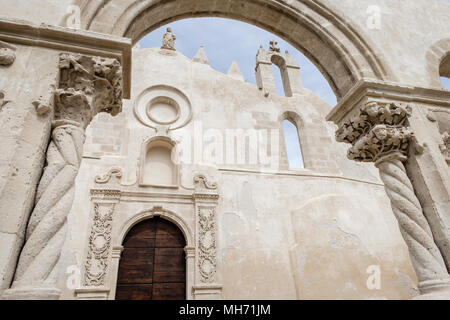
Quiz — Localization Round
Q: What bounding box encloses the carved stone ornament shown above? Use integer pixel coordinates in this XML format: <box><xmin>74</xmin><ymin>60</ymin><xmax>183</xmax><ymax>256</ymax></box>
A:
<box><xmin>198</xmin><ymin>208</ymin><xmax>217</xmax><ymax>283</ymax></box>
<box><xmin>0</xmin><ymin>41</ymin><xmax>16</xmax><ymax>66</ymax></box>
<box><xmin>194</xmin><ymin>174</ymin><xmax>218</xmax><ymax>190</ymax></box>
<box><xmin>335</xmin><ymin>101</ymin><xmax>450</xmax><ymax>288</ymax></box>
<box><xmin>55</xmin><ymin>53</ymin><xmax>123</xmax><ymax>128</ymax></box>
<box><xmin>11</xmin><ymin>53</ymin><xmax>123</xmax><ymax>290</ymax></box>
<box><xmin>440</xmin><ymin>132</ymin><xmax>450</xmax><ymax>164</ymax></box>
<box><xmin>336</xmin><ymin>101</ymin><xmax>411</xmax><ymax>146</ymax></box>
<box><xmin>0</xmin><ymin>90</ymin><xmax>11</xmax><ymax>111</ymax></box>
<box><xmin>95</xmin><ymin>167</ymin><xmax>123</xmax><ymax>184</ymax></box>
<box><xmin>347</xmin><ymin>125</ymin><xmax>413</xmax><ymax>163</ymax></box>
<box><xmin>269</xmin><ymin>40</ymin><xmax>280</xmax><ymax>53</ymax></box>
<box><xmin>84</xmin><ymin>203</ymin><xmax>115</xmax><ymax>286</ymax></box>
<box><xmin>161</xmin><ymin>27</ymin><xmax>176</xmax><ymax>51</ymax></box>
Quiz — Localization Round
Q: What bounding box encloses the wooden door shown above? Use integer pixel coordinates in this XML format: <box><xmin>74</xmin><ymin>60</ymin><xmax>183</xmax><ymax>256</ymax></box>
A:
<box><xmin>115</xmin><ymin>217</ymin><xmax>186</xmax><ymax>300</ymax></box>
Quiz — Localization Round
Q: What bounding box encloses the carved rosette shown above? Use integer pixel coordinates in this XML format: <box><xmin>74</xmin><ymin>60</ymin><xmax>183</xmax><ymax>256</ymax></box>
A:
<box><xmin>198</xmin><ymin>208</ymin><xmax>217</xmax><ymax>283</ymax></box>
<box><xmin>12</xmin><ymin>53</ymin><xmax>123</xmax><ymax>290</ymax></box>
<box><xmin>335</xmin><ymin>101</ymin><xmax>449</xmax><ymax>284</ymax></box>
<box><xmin>84</xmin><ymin>203</ymin><xmax>115</xmax><ymax>286</ymax></box>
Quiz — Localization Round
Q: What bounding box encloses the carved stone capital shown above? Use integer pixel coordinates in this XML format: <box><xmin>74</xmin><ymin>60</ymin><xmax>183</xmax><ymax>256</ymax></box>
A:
<box><xmin>336</xmin><ymin>101</ymin><xmax>411</xmax><ymax>145</ymax></box>
<box><xmin>335</xmin><ymin>101</ymin><xmax>414</xmax><ymax>163</ymax></box>
<box><xmin>347</xmin><ymin>125</ymin><xmax>413</xmax><ymax>163</ymax></box>
<box><xmin>55</xmin><ymin>53</ymin><xmax>123</xmax><ymax>128</ymax></box>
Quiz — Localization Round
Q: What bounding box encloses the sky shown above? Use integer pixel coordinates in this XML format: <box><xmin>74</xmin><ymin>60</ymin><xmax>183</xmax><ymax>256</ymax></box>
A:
<box><xmin>138</xmin><ymin>17</ymin><xmax>450</xmax><ymax>168</ymax></box>
<box><xmin>138</xmin><ymin>17</ymin><xmax>337</xmax><ymax>106</ymax></box>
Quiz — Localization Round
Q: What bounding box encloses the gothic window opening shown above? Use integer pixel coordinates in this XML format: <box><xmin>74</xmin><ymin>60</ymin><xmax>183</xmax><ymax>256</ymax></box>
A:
<box><xmin>440</xmin><ymin>53</ymin><xmax>450</xmax><ymax>90</ymax></box>
<box><xmin>282</xmin><ymin>119</ymin><xmax>305</xmax><ymax>169</ymax></box>
<box><xmin>271</xmin><ymin>54</ymin><xmax>291</xmax><ymax>97</ymax></box>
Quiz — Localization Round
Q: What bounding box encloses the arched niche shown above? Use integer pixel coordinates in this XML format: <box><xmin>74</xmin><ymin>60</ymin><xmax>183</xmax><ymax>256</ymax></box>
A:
<box><xmin>139</xmin><ymin>136</ymin><xmax>179</xmax><ymax>188</ymax></box>
<box><xmin>74</xmin><ymin>0</ymin><xmax>393</xmax><ymax>101</ymax></box>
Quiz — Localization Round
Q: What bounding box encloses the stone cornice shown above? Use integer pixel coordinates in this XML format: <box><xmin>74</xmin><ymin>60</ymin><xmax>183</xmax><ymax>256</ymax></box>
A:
<box><xmin>327</xmin><ymin>79</ymin><xmax>450</xmax><ymax>126</ymax></box>
<box><xmin>0</xmin><ymin>18</ymin><xmax>131</xmax><ymax>98</ymax></box>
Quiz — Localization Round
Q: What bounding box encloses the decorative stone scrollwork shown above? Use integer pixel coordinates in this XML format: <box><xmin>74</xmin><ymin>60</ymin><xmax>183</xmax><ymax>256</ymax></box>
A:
<box><xmin>84</xmin><ymin>203</ymin><xmax>115</xmax><ymax>286</ymax></box>
<box><xmin>198</xmin><ymin>208</ymin><xmax>217</xmax><ymax>283</ymax></box>
<box><xmin>440</xmin><ymin>132</ymin><xmax>450</xmax><ymax>164</ymax></box>
<box><xmin>0</xmin><ymin>41</ymin><xmax>16</xmax><ymax>66</ymax></box>
<box><xmin>194</xmin><ymin>174</ymin><xmax>218</xmax><ymax>190</ymax></box>
<box><xmin>12</xmin><ymin>53</ymin><xmax>123</xmax><ymax>290</ymax></box>
<box><xmin>95</xmin><ymin>167</ymin><xmax>123</xmax><ymax>184</ymax></box>
<box><xmin>335</xmin><ymin>101</ymin><xmax>450</xmax><ymax>287</ymax></box>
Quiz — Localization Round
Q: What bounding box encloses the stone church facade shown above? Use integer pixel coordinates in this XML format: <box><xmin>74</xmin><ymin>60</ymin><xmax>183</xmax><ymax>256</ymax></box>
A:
<box><xmin>0</xmin><ymin>0</ymin><xmax>449</xmax><ymax>300</ymax></box>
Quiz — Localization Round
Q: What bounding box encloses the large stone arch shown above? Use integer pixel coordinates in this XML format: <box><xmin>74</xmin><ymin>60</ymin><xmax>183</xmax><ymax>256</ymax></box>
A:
<box><xmin>71</xmin><ymin>0</ymin><xmax>394</xmax><ymax>100</ymax></box>
<box><xmin>426</xmin><ymin>38</ymin><xmax>450</xmax><ymax>87</ymax></box>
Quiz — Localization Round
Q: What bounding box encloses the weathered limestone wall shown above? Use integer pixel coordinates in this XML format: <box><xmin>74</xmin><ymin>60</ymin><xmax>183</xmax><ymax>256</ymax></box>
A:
<box><xmin>59</xmin><ymin>48</ymin><xmax>418</xmax><ymax>299</ymax></box>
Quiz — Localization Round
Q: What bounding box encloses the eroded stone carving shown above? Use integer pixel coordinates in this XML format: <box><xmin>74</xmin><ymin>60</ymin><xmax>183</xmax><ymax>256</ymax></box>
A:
<box><xmin>440</xmin><ymin>132</ymin><xmax>450</xmax><ymax>164</ymax></box>
<box><xmin>335</xmin><ymin>101</ymin><xmax>450</xmax><ymax>290</ymax></box>
<box><xmin>161</xmin><ymin>27</ymin><xmax>176</xmax><ymax>51</ymax></box>
<box><xmin>95</xmin><ymin>167</ymin><xmax>123</xmax><ymax>184</ymax></box>
<box><xmin>0</xmin><ymin>90</ymin><xmax>10</xmax><ymax>111</ymax></box>
<box><xmin>84</xmin><ymin>203</ymin><xmax>115</xmax><ymax>286</ymax></box>
<box><xmin>269</xmin><ymin>40</ymin><xmax>280</xmax><ymax>53</ymax></box>
<box><xmin>11</xmin><ymin>53</ymin><xmax>123</xmax><ymax>291</ymax></box>
<box><xmin>0</xmin><ymin>41</ymin><xmax>16</xmax><ymax>66</ymax></box>
<box><xmin>336</xmin><ymin>101</ymin><xmax>411</xmax><ymax>145</ymax></box>
<box><xmin>32</xmin><ymin>98</ymin><xmax>52</xmax><ymax>116</ymax></box>
<box><xmin>198</xmin><ymin>208</ymin><xmax>217</xmax><ymax>283</ymax></box>
<box><xmin>347</xmin><ymin>125</ymin><xmax>413</xmax><ymax>162</ymax></box>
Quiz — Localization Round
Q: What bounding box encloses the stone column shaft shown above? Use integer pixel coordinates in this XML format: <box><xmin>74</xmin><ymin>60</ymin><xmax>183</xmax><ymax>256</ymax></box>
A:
<box><xmin>334</xmin><ymin>101</ymin><xmax>450</xmax><ymax>299</ymax></box>
<box><xmin>3</xmin><ymin>53</ymin><xmax>123</xmax><ymax>300</ymax></box>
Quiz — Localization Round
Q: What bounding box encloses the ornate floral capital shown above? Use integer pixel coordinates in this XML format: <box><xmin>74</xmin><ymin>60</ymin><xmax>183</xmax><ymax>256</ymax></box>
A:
<box><xmin>55</xmin><ymin>53</ymin><xmax>123</xmax><ymax>128</ymax></box>
<box><xmin>348</xmin><ymin>125</ymin><xmax>413</xmax><ymax>163</ymax></box>
<box><xmin>336</xmin><ymin>101</ymin><xmax>414</xmax><ymax>163</ymax></box>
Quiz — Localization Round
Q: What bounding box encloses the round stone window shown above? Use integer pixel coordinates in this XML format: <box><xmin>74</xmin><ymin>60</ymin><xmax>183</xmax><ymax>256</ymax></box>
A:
<box><xmin>146</xmin><ymin>96</ymin><xmax>180</xmax><ymax>125</ymax></box>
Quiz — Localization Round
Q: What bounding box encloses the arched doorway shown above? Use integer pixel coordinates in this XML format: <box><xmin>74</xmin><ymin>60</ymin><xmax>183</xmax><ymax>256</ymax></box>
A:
<box><xmin>116</xmin><ymin>216</ymin><xmax>186</xmax><ymax>300</ymax></box>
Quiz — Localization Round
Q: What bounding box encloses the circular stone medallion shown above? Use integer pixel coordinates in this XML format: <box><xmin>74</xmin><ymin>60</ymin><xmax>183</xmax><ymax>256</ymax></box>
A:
<box><xmin>147</xmin><ymin>96</ymin><xmax>180</xmax><ymax>125</ymax></box>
